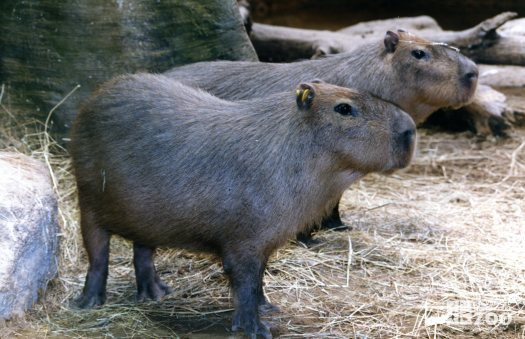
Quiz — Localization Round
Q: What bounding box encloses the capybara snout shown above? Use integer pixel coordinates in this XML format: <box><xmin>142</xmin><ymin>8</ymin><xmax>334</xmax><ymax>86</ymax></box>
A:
<box><xmin>391</xmin><ymin>108</ymin><xmax>417</xmax><ymax>170</ymax></box>
<box><xmin>311</xmin><ymin>83</ymin><xmax>416</xmax><ymax>173</ymax></box>
<box><xmin>459</xmin><ymin>57</ymin><xmax>479</xmax><ymax>97</ymax></box>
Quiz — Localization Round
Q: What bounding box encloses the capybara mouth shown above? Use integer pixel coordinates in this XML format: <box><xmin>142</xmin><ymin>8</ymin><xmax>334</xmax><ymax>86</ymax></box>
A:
<box><xmin>451</xmin><ymin>86</ymin><xmax>477</xmax><ymax>109</ymax></box>
<box><xmin>384</xmin><ymin>150</ymin><xmax>415</xmax><ymax>173</ymax></box>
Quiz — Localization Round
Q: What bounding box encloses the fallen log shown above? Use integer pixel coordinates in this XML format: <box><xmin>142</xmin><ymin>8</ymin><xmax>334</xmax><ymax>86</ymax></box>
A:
<box><xmin>479</xmin><ymin>64</ymin><xmax>525</xmax><ymax>88</ymax></box>
<box><xmin>250</xmin><ymin>22</ymin><xmax>361</xmax><ymax>61</ymax></box>
<box><xmin>463</xmin><ymin>85</ymin><xmax>510</xmax><ymax>136</ymax></box>
<box><xmin>337</xmin><ymin>15</ymin><xmax>441</xmax><ymax>36</ymax></box>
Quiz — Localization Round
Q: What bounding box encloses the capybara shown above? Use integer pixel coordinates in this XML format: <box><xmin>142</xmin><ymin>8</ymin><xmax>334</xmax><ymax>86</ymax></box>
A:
<box><xmin>165</xmin><ymin>29</ymin><xmax>478</xmax><ymax>241</ymax></box>
<box><xmin>70</xmin><ymin>74</ymin><xmax>416</xmax><ymax>338</ymax></box>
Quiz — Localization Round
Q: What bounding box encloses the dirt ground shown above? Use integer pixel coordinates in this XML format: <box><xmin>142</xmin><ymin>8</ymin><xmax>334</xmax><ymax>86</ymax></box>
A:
<box><xmin>1</xmin><ymin>93</ymin><xmax>525</xmax><ymax>338</ymax></box>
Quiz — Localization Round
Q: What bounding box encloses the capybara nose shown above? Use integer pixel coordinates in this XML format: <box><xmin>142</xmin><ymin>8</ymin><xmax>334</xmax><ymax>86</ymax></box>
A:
<box><xmin>392</xmin><ymin>110</ymin><xmax>416</xmax><ymax>168</ymax></box>
<box><xmin>461</xmin><ymin>60</ymin><xmax>479</xmax><ymax>89</ymax></box>
<box><xmin>400</xmin><ymin>128</ymin><xmax>415</xmax><ymax>151</ymax></box>
<box><xmin>394</xmin><ymin>116</ymin><xmax>416</xmax><ymax>156</ymax></box>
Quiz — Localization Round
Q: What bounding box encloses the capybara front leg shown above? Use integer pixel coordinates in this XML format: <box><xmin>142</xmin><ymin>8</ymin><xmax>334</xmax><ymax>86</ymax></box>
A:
<box><xmin>75</xmin><ymin>210</ymin><xmax>110</xmax><ymax>308</ymax></box>
<box><xmin>257</xmin><ymin>258</ymin><xmax>280</xmax><ymax>315</ymax></box>
<box><xmin>224</xmin><ymin>253</ymin><xmax>272</xmax><ymax>339</ymax></box>
<box><xmin>133</xmin><ymin>242</ymin><xmax>171</xmax><ymax>302</ymax></box>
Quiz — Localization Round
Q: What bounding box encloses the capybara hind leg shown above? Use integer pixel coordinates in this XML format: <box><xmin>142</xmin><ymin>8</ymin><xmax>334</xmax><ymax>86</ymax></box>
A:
<box><xmin>296</xmin><ymin>230</ymin><xmax>322</xmax><ymax>247</ymax></box>
<box><xmin>224</xmin><ymin>253</ymin><xmax>272</xmax><ymax>339</ymax></box>
<box><xmin>297</xmin><ymin>203</ymin><xmax>348</xmax><ymax>246</ymax></box>
<box><xmin>133</xmin><ymin>242</ymin><xmax>171</xmax><ymax>302</ymax></box>
<box><xmin>76</xmin><ymin>210</ymin><xmax>110</xmax><ymax>308</ymax></box>
<box><xmin>320</xmin><ymin>203</ymin><xmax>347</xmax><ymax>231</ymax></box>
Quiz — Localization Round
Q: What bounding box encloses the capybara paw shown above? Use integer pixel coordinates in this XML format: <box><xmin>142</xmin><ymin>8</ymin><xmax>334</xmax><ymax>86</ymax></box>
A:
<box><xmin>258</xmin><ymin>301</ymin><xmax>280</xmax><ymax>315</ymax></box>
<box><xmin>232</xmin><ymin>314</ymin><xmax>272</xmax><ymax>339</ymax></box>
<box><xmin>136</xmin><ymin>280</ymin><xmax>172</xmax><ymax>302</ymax></box>
<box><xmin>73</xmin><ymin>293</ymin><xmax>105</xmax><ymax>309</ymax></box>
<box><xmin>321</xmin><ymin>218</ymin><xmax>346</xmax><ymax>230</ymax></box>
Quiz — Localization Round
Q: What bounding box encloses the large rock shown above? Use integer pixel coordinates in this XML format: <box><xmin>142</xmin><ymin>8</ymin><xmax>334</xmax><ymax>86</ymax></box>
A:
<box><xmin>0</xmin><ymin>152</ymin><xmax>59</xmax><ymax>319</ymax></box>
<box><xmin>0</xmin><ymin>0</ymin><xmax>257</xmax><ymax>139</ymax></box>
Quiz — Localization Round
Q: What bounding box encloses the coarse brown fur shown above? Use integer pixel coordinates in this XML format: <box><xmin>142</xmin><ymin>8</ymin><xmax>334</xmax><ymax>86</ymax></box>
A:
<box><xmin>164</xmin><ymin>30</ymin><xmax>477</xmax><ymax>240</ymax></box>
<box><xmin>70</xmin><ymin>74</ymin><xmax>415</xmax><ymax>338</ymax></box>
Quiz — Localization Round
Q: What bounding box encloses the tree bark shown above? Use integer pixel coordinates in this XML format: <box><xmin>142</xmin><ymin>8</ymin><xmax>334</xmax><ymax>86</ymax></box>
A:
<box><xmin>0</xmin><ymin>0</ymin><xmax>257</xmax><ymax>139</ymax></box>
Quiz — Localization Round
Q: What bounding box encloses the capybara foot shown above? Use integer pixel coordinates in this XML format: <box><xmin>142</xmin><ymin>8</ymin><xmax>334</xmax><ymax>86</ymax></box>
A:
<box><xmin>258</xmin><ymin>301</ymin><xmax>280</xmax><ymax>315</ymax></box>
<box><xmin>296</xmin><ymin>233</ymin><xmax>322</xmax><ymax>247</ymax></box>
<box><xmin>73</xmin><ymin>292</ymin><xmax>105</xmax><ymax>309</ymax></box>
<box><xmin>232</xmin><ymin>313</ymin><xmax>272</xmax><ymax>339</ymax></box>
<box><xmin>136</xmin><ymin>278</ymin><xmax>172</xmax><ymax>302</ymax></box>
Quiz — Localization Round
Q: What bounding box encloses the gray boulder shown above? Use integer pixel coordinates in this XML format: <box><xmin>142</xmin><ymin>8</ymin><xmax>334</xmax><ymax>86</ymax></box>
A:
<box><xmin>0</xmin><ymin>152</ymin><xmax>59</xmax><ymax>319</ymax></box>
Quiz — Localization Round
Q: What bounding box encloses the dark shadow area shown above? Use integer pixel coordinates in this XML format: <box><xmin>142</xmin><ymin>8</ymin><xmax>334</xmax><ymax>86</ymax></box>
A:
<box><xmin>422</xmin><ymin>109</ymin><xmax>477</xmax><ymax>134</ymax></box>
<box><xmin>250</xmin><ymin>0</ymin><xmax>525</xmax><ymax>30</ymax></box>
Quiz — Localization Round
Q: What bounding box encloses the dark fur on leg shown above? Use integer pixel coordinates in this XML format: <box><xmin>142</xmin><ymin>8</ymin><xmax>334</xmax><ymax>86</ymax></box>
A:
<box><xmin>133</xmin><ymin>243</ymin><xmax>171</xmax><ymax>302</ymax></box>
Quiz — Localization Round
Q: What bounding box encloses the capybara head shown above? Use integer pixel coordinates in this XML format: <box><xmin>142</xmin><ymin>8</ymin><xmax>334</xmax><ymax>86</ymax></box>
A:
<box><xmin>296</xmin><ymin>81</ymin><xmax>416</xmax><ymax>173</ymax></box>
<box><xmin>383</xmin><ymin>30</ymin><xmax>478</xmax><ymax>118</ymax></box>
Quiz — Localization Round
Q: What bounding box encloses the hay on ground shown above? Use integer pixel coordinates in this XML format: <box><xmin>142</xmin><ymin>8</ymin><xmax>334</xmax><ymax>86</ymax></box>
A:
<box><xmin>1</xmin><ymin>97</ymin><xmax>525</xmax><ymax>338</ymax></box>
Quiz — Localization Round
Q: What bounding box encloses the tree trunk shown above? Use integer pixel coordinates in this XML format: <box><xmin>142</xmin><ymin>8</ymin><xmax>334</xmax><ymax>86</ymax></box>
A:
<box><xmin>0</xmin><ymin>0</ymin><xmax>257</xmax><ymax>139</ymax></box>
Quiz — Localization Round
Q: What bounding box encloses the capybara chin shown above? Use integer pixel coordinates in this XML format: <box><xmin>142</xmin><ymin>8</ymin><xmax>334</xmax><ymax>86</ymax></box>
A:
<box><xmin>70</xmin><ymin>74</ymin><xmax>415</xmax><ymax>339</ymax></box>
<box><xmin>165</xmin><ymin>29</ymin><xmax>477</xmax><ymax>238</ymax></box>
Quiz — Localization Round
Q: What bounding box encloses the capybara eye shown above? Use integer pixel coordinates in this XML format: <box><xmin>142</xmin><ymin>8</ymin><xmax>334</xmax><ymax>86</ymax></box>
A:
<box><xmin>334</xmin><ymin>103</ymin><xmax>355</xmax><ymax>116</ymax></box>
<box><xmin>411</xmin><ymin>49</ymin><xmax>426</xmax><ymax>60</ymax></box>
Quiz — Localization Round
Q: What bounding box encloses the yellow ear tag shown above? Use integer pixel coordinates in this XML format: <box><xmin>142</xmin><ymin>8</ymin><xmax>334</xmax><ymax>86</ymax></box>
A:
<box><xmin>301</xmin><ymin>89</ymin><xmax>310</xmax><ymax>103</ymax></box>
<box><xmin>296</xmin><ymin>89</ymin><xmax>301</xmax><ymax>97</ymax></box>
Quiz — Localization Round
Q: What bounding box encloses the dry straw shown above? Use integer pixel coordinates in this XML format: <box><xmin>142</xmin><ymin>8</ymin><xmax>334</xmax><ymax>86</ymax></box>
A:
<box><xmin>1</xmin><ymin>89</ymin><xmax>524</xmax><ymax>338</ymax></box>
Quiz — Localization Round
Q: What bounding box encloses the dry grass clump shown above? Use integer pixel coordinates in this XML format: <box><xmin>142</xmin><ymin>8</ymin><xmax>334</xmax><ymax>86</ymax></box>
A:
<box><xmin>1</xmin><ymin>90</ymin><xmax>525</xmax><ymax>337</ymax></box>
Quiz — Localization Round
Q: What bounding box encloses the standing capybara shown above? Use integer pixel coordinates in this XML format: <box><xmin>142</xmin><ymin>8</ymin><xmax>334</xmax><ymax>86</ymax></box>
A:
<box><xmin>70</xmin><ymin>74</ymin><xmax>416</xmax><ymax>338</ymax></box>
<box><xmin>165</xmin><ymin>29</ymin><xmax>478</xmax><ymax>239</ymax></box>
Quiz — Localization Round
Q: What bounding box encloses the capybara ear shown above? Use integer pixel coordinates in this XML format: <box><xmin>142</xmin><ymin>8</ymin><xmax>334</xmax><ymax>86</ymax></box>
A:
<box><xmin>296</xmin><ymin>83</ymin><xmax>316</xmax><ymax>110</ymax></box>
<box><xmin>384</xmin><ymin>31</ymin><xmax>399</xmax><ymax>53</ymax></box>
<box><xmin>311</xmin><ymin>79</ymin><xmax>325</xmax><ymax>84</ymax></box>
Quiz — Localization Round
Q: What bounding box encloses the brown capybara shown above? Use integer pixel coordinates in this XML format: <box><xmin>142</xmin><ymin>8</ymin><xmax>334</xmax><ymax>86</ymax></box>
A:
<box><xmin>70</xmin><ymin>74</ymin><xmax>416</xmax><ymax>338</ymax></box>
<box><xmin>165</xmin><ymin>29</ymin><xmax>478</xmax><ymax>241</ymax></box>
